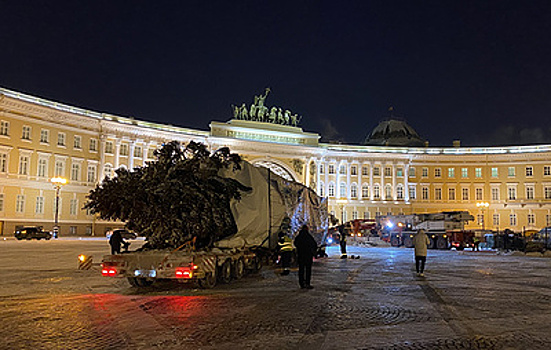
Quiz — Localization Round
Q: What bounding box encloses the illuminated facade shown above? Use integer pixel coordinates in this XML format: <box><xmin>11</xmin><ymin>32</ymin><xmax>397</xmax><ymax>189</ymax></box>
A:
<box><xmin>1</xmin><ymin>87</ymin><xmax>551</xmax><ymax>235</ymax></box>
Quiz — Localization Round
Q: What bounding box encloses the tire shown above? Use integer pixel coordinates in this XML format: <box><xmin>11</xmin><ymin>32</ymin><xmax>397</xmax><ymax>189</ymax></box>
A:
<box><xmin>391</xmin><ymin>237</ymin><xmax>400</xmax><ymax>247</ymax></box>
<box><xmin>428</xmin><ymin>237</ymin><xmax>437</xmax><ymax>249</ymax></box>
<box><xmin>250</xmin><ymin>256</ymin><xmax>262</xmax><ymax>273</ymax></box>
<box><xmin>403</xmin><ymin>236</ymin><xmax>414</xmax><ymax>248</ymax></box>
<box><xmin>437</xmin><ymin>237</ymin><xmax>449</xmax><ymax>250</ymax></box>
<box><xmin>233</xmin><ymin>258</ymin><xmax>245</xmax><ymax>280</ymax></box>
<box><xmin>198</xmin><ymin>271</ymin><xmax>217</xmax><ymax>289</ymax></box>
<box><xmin>218</xmin><ymin>260</ymin><xmax>232</xmax><ymax>284</ymax></box>
<box><xmin>127</xmin><ymin>277</ymin><xmax>153</xmax><ymax>287</ymax></box>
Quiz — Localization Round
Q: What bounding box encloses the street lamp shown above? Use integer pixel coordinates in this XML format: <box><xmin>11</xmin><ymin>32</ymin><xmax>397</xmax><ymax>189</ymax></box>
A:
<box><xmin>51</xmin><ymin>177</ymin><xmax>67</xmax><ymax>238</ymax></box>
<box><xmin>476</xmin><ymin>202</ymin><xmax>489</xmax><ymax>231</ymax></box>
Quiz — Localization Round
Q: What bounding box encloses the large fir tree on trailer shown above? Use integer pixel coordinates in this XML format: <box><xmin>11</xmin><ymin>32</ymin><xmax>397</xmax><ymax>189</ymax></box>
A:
<box><xmin>85</xmin><ymin>141</ymin><xmax>251</xmax><ymax>250</ymax></box>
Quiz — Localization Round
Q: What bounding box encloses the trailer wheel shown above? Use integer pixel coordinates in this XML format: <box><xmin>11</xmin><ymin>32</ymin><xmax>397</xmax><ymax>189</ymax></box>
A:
<box><xmin>218</xmin><ymin>260</ymin><xmax>232</xmax><ymax>284</ymax></box>
<box><xmin>251</xmin><ymin>256</ymin><xmax>262</xmax><ymax>273</ymax></box>
<box><xmin>390</xmin><ymin>237</ymin><xmax>400</xmax><ymax>247</ymax></box>
<box><xmin>403</xmin><ymin>236</ymin><xmax>414</xmax><ymax>248</ymax></box>
<box><xmin>437</xmin><ymin>237</ymin><xmax>449</xmax><ymax>250</ymax></box>
<box><xmin>127</xmin><ymin>277</ymin><xmax>153</xmax><ymax>287</ymax></box>
<box><xmin>233</xmin><ymin>258</ymin><xmax>245</xmax><ymax>279</ymax></box>
<box><xmin>198</xmin><ymin>272</ymin><xmax>217</xmax><ymax>289</ymax></box>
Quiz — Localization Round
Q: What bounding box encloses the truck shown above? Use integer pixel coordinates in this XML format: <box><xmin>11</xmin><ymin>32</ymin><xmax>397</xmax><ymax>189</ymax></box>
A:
<box><xmin>377</xmin><ymin>211</ymin><xmax>474</xmax><ymax>250</ymax></box>
<box><xmin>100</xmin><ymin>159</ymin><xmax>329</xmax><ymax>288</ymax></box>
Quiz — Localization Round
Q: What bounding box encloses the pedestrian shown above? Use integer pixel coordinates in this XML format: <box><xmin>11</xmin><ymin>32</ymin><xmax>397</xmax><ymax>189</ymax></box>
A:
<box><xmin>109</xmin><ymin>230</ymin><xmax>125</xmax><ymax>255</ymax></box>
<box><xmin>338</xmin><ymin>224</ymin><xmax>347</xmax><ymax>259</ymax></box>
<box><xmin>293</xmin><ymin>224</ymin><xmax>318</xmax><ymax>289</ymax></box>
<box><xmin>473</xmin><ymin>236</ymin><xmax>481</xmax><ymax>251</ymax></box>
<box><xmin>278</xmin><ymin>232</ymin><xmax>294</xmax><ymax>276</ymax></box>
<box><xmin>413</xmin><ymin>229</ymin><xmax>430</xmax><ymax>277</ymax></box>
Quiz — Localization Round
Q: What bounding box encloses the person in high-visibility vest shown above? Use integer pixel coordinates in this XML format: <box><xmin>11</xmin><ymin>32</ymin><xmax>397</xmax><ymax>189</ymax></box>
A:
<box><xmin>278</xmin><ymin>232</ymin><xmax>294</xmax><ymax>275</ymax></box>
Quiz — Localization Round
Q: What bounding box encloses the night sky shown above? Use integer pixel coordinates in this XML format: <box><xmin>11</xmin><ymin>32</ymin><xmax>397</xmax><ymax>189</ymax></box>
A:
<box><xmin>2</xmin><ymin>1</ymin><xmax>551</xmax><ymax>147</ymax></box>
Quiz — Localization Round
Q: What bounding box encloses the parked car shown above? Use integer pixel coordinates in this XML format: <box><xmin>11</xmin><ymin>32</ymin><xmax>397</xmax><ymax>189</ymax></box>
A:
<box><xmin>14</xmin><ymin>227</ymin><xmax>52</xmax><ymax>240</ymax></box>
<box><xmin>105</xmin><ymin>229</ymin><xmax>137</xmax><ymax>240</ymax></box>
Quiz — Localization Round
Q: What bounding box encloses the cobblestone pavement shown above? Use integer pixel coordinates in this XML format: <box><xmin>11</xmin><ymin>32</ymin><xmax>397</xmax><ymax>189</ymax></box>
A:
<box><xmin>1</xmin><ymin>239</ymin><xmax>551</xmax><ymax>349</ymax></box>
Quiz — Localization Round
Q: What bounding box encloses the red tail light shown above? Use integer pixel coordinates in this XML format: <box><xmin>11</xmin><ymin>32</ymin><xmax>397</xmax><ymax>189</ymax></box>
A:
<box><xmin>175</xmin><ymin>267</ymin><xmax>192</xmax><ymax>278</ymax></box>
<box><xmin>101</xmin><ymin>267</ymin><xmax>117</xmax><ymax>277</ymax></box>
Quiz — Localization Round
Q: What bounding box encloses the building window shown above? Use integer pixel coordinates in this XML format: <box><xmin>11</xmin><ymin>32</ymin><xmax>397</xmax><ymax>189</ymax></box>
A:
<box><xmin>362</xmin><ymin>166</ymin><xmax>368</xmax><ymax>176</ymax></box>
<box><xmin>70</xmin><ymin>199</ymin><xmax>78</xmax><ymax>216</ymax></box>
<box><xmin>422</xmin><ymin>167</ymin><xmax>428</xmax><ymax>177</ymax></box>
<box><xmin>352</xmin><ymin>211</ymin><xmax>358</xmax><ymax>220</ymax></box>
<box><xmin>508</xmin><ymin>187</ymin><xmax>517</xmax><ymax>200</ymax></box>
<box><xmin>120</xmin><ymin>144</ymin><xmax>129</xmax><ymax>156</ymax></box>
<box><xmin>40</xmin><ymin>129</ymin><xmax>49</xmax><ymax>143</ymax></box>
<box><xmin>477</xmin><ymin>214</ymin><xmax>484</xmax><ymax>226</ymax></box>
<box><xmin>525</xmin><ymin>166</ymin><xmax>533</xmax><ymax>177</ymax></box>
<box><xmin>409</xmin><ymin>167</ymin><xmax>415</xmax><ymax>177</ymax></box>
<box><xmin>72</xmin><ymin>135</ymin><xmax>82</xmax><ymax>149</ymax></box>
<box><xmin>422</xmin><ymin>187</ymin><xmax>428</xmax><ymax>200</ymax></box>
<box><xmin>57</xmin><ymin>132</ymin><xmax>66</xmax><ymax>146</ymax></box>
<box><xmin>492</xmin><ymin>188</ymin><xmax>500</xmax><ymax>201</ymax></box>
<box><xmin>491</xmin><ymin>167</ymin><xmax>498</xmax><ymax>177</ymax></box>
<box><xmin>53</xmin><ymin>198</ymin><xmax>62</xmax><ymax>216</ymax></box>
<box><xmin>547</xmin><ymin>215</ymin><xmax>551</xmax><ymax>227</ymax></box>
<box><xmin>373</xmin><ymin>167</ymin><xmax>380</xmax><ymax>176</ymax></box>
<box><xmin>0</xmin><ymin>121</ymin><xmax>9</xmax><ymax>136</ymax></box>
<box><xmin>339</xmin><ymin>182</ymin><xmax>347</xmax><ymax>198</ymax></box>
<box><xmin>409</xmin><ymin>185</ymin><xmax>416</xmax><ymax>199</ymax></box>
<box><xmin>89</xmin><ymin>139</ymin><xmax>98</xmax><ymax>152</ymax></box>
<box><xmin>493</xmin><ymin>214</ymin><xmax>500</xmax><ymax>226</ymax></box>
<box><xmin>373</xmin><ymin>185</ymin><xmax>380</xmax><ymax>199</ymax></box>
<box><xmin>508</xmin><ymin>167</ymin><xmax>515</xmax><ymax>177</ymax></box>
<box><xmin>0</xmin><ymin>153</ymin><xmax>7</xmax><ymax>173</ymax></box>
<box><xmin>448</xmin><ymin>188</ymin><xmax>456</xmax><ymax>201</ymax></box>
<box><xmin>339</xmin><ymin>165</ymin><xmax>346</xmax><ymax>175</ymax></box>
<box><xmin>396</xmin><ymin>167</ymin><xmax>403</xmax><ymax>177</ymax></box>
<box><xmin>105</xmin><ymin>141</ymin><xmax>114</xmax><ymax>154</ymax></box>
<box><xmin>19</xmin><ymin>155</ymin><xmax>29</xmax><ymax>175</ymax></box>
<box><xmin>384</xmin><ymin>167</ymin><xmax>392</xmax><ymax>177</ymax></box>
<box><xmin>509</xmin><ymin>214</ymin><xmax>517</xmax><ymax>226</ymax></box>
<box><xmin>87</xmin><ymin>165</ymin><xmax>97</xmax><ymax>183</ymax></box>
<box><xmin>545</xmin><ymin>186</ymin><xmax>551</xmax><ymax>200</ymax></box>
<box><xmin>328</xmin><ymin>183</ymin><xmax>335</xmax><ymax>197</ymax></box>
<box><xmin>434</xmin><ymin>168</ymin><xmax>441</xmax><ymax>178</ymax></box>
<box><xmin>528</xmin><ymin>214</ymin><xmax>535</xmax><ymax>226</ymax></box>
<box><xmin>448</xmin><ymin>168</ymin><xmax>455</xmax><ymax>178</ymax></box>
<box><xmin>38</xmin><ymin>159</ymin><xmax>48</xmax><ymax>178</ymax></box>
<box><xmin>318</xmin><ymin>183</ymin><xmax>324</xmax><ymax>197</ymax></box>
<box><xmin>55</xmin><ymin>160</ymin><xmax>65</xmax><ymax>177</ymax></box>
<box><xmin>461</xmin><ymin>168</ymin><xmax>468</xmax><ymax>178</ymax></box>
<box><xmin>526</xmin><ymin>186</ymin><xmax>534</xmax><ymax>200</ymax></box>
<box><xmin>363</xmin><ymin>211</ymin><xmax>370</xmax><ymax>219</ymax></box>
<box><xmin>385</xmin><ymin>184</ymin><xmax>392</xmax><ymax>198</ymax></box>
<box><xmin>475</xmin><ymin>188</ymin><xmax>483</xmax><ymax>201</ymax></box>
<box><xmin>350</xmin><ymin>184</ymin><xmax>357</xmax><ymax>198</ymax></box>
<box><xmin>351</xmin><ymin>166</ymin><xmax>357</xmax><ymax>176</ymax></box>
<box><xmin>396</xmin><ymin>185</ymin><xmax>403</xmax><ymax>199</ymax></box>
<box><xmin>328</xmin><ymin>164</ymin><xmax>335</xmax><ymax>174</ymax></box>
<box><xmin>545</xmin><ymin>166</ymin><xmax>551</xmax><ymax>176</ymax></box>
<box><xmin>104</xmin><ymin>164</ymin><xmax>113</xmax><ymax>178</ymax></box>
<box><xmin>319</xmin><ymin>164</ymin><xmax>324</xmax><ymax>174</ymax></box>
<box><xmin>362</xmin><ymin>184</ymin><xmax>369</xmax><ymax>198</ymax></box>
<box><xmin>22</xmin><ymin>126</ymin><xmax>31</xmax><ymax>140</ymax></box>
<box><xmin>134</xmin><ymin>145</ymin><xmax>142</xmax><ymax>158</ymax></box>
<box><xmin>475</xmin><ymin>168</ymin><xmax>482</xmax><ymax>178</ymax></box>
<box><xmin>71</xmin><ymin>163</ymin><xmax>81</xmax><ymax>181</ymax></box>
<box><xmin>462</xmin><ymin>188</ymin><xmax>469</xmax><ymax>201</ymax></box>
<box><xmin>35</xmin><ymin>196</ymin><xmax>45</xmax><ymax>214</ymax></box>
<box><xmin>16</xmin><ymin>194</ymin><xmax>25</xmax><ymax>213</ymax></box>
<box><xmin>0</xmin><ymin>193</ymin><xmax>3</xmax><ymax>211</ymax></box>
<box><xmin>147</xmin><ymin>148</ymin><xmax>156</xmax><ymax>159</ymax></box>
<box><xmin>435</xmin><ymin>188</ymin><xmax>442</xmax><ymax>200</ymax></box>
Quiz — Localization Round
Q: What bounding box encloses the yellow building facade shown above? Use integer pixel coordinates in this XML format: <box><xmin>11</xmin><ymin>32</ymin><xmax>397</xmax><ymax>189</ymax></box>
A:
<box><xmin>1</xmin><ymin>87</ymin><xmax>550</xmax><ymax>236</ymax></box>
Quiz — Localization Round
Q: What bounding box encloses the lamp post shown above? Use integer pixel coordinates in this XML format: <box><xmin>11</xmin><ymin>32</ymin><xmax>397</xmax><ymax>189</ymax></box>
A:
<box><xmin>476</xmin><ymin>201</ymin><xmax>489</xmax><ymax>231</ymax></box>
<box><xmin>51</xmin><ymin>177</ymin><xmax>67</xmax><ymax>238</ymax></box>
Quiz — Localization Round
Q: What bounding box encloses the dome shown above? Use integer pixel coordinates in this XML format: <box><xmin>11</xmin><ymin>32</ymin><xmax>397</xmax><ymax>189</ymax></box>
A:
<box><xmin>364</xmin><ymin>112</ymin><xmax>426</xmax><ymax>147</ymax></box>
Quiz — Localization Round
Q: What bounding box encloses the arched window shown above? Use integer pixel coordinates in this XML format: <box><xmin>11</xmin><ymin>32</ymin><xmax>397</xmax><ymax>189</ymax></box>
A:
<box><xmin>339</xmin><ymin>182</ymin><xmax>347</xmax><ymax>198</ymax></box>
<box><xmin>328</xmin><ymin>183</ymin><xmax>335</xmax><ymax>197</ymax></box>
<box><xmin>373</xmin><ymin>185</ymin><xmax>380</xmax><ymax>199</ymax></box>
<box><xmin>319</xmin><ymin>182</ymin><xmax>325</xmax><ymax>197</ymax></box>
<box><xmin>385</xmin><ymin>184</ymin><xmax>392</xmax><ymax>199</ymax></box>
<box><xmin>396</xmin><ymin>185</ymin><xmax>404</xmax><ymax>199</ymax></box>
<box><xmin>350</xmin><ymin>183</ymin><xmax>358</xmax><ymax>198</ymax></box>
<box><xmin>362</xmin><ymin>184</ymin><xmax>369</xmax><ymax>198</ymax></box>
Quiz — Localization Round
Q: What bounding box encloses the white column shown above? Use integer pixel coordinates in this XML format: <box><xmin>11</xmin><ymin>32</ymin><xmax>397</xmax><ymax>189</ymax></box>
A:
<box><xmin>128</xmin><ymin>141</ymin><xmax>136</xmax><ymax>169</ymax></box>
<box><xmin>404</xmin><ymin>163</ymin><xmax>410</xmax><ymax>201</ymax></box>
<box><xmin>369</xmin><ymin>161</ymin><xmax>374</xmax><ymax>200</ymax></box>
<box><xmin>392</xmin><ymin>163</ymin><xmax>397</xmax><ymax>200</ymax></box>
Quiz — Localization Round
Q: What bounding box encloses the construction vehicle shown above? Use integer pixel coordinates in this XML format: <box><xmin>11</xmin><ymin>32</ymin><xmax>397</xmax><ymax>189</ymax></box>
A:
<box><xmin>100</xmin><ymin>160</ymin><xmax>329</xmax><ymax>288</ymax></box>
<box><xmin>377</xmin><ymin>211</ymin><xmax>474</xmax><ymax>250</ymax></box>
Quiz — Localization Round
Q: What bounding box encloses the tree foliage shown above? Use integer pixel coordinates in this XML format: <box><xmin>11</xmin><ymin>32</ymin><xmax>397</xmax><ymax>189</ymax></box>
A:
<box><xmin>85</xmin><ymin>141</ymin><xmax>251</xmax><ymax>250</ymax></box>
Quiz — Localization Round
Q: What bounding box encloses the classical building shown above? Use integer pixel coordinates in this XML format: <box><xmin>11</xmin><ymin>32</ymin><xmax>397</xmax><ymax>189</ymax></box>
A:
<box><xmin>1</xmin><ymin>86</ymin><xmax>551</xmax><ymax>236</ymax></box>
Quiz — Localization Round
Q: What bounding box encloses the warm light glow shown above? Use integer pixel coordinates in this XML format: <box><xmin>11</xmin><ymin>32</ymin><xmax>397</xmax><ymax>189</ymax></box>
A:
<box><xmin>175</xmin><ymin>267</ymin><xmax>193</xmax><ymax>279</ymax></box>
<box><xmin>476</xmin><ymin>202</ymin><xmax>489</xmax><ymax>208</ymax></box>
<box><xmin>78</xmin><ymin>254</ymin><xmax>86</xmax><ymax>262</ymax></box>
<box><xmin>50</xmin><ymin>177</ymin><xmax>68</xmax><ymax>186</ymax></box>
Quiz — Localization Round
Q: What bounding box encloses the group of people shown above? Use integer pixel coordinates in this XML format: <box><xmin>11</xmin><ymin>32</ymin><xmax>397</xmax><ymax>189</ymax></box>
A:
<box><xmin>280</xmin><ymin>225</ymin><xmax>433</xmax><ymax>288</ymax></box>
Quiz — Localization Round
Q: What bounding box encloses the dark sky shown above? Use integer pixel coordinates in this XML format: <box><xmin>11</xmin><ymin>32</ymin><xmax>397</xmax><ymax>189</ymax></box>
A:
<box><xmin>2</xmin><ymin>1</ymin><xmax>551</xmax><ymax>147</ymax></box>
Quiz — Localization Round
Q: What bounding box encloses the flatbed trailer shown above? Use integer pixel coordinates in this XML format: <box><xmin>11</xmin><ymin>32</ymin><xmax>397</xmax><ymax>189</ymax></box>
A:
<box><xmin>101</xmin><ymin>247</ymin><xmax>261</xmax><ymax>289</ymax></box>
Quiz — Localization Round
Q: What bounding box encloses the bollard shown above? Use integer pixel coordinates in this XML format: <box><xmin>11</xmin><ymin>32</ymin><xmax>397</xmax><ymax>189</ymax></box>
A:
<box><xmin>78</xmin><ymin>255</ymin><xmax>93</xmax><ymax>270</ymax></box>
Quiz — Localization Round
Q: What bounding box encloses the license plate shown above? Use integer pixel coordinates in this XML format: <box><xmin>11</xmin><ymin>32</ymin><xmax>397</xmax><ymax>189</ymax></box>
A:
<box><xmin>134</xmin><ymin>269</ymin><xmax>156</xmax><ymax>278</ymax></box>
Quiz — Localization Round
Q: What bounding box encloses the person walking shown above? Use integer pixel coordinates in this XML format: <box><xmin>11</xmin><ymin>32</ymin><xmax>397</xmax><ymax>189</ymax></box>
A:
<box><xmin>278</xmin><ymin>232</ymin><xmax>294</xmax><ymax>276</ymax></box>
<box><xmin>338</xmin><ymin>224</ymin><xmax>347</xmax><ymax>259</ymax></box>
<box><xmin>109</xmin><ymin>230</ymin><xmax>125</xmax><ymax>255</ymax></box>
<box><xmin>293</xmin><ymin>224</ymin><xmax>318</xmax><ymax>289</ymax></box>
<box><xmin>413</xmin><ymin>229</ymin><xmax>430</xmax><ymax>277</ymax></box>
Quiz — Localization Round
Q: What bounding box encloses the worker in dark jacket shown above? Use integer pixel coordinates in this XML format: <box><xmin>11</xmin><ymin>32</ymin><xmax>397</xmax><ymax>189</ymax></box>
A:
<box><xmin>293</xmin><ymin>225</ymin><xmax>318</xmax><ymax>289</ymax></box>
<box><xmin>338</xmin><ymin>224</ymin><xmax>347</xmax><ymax>259</ymax></box>
<box><xmin>109</xmin><ymin>230</ymin><xmax>125</xmax><ymax>255</ymax></box>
